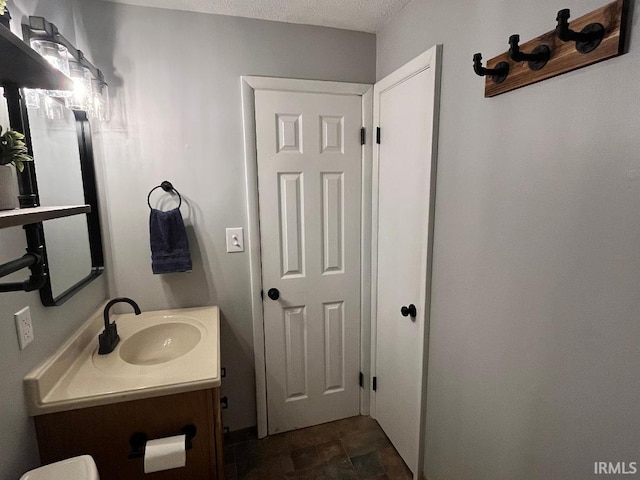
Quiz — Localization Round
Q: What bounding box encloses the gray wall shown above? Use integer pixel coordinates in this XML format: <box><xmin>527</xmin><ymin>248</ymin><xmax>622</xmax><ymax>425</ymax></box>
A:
<box><xmin>0</xmin><ymin>2</ymin><xmax>109</xmax><ymax>477</ymax></box>
<box><xmin>377</xmin><ymin>1</ymin><xmax>640</xmax><ymax>479</ymax></box>
<box><xmin>1</xmin><ymin>2</ymin><xmax>373</xmax><ymax>476</ymax></box>
<box><xmin>79</xmin><ymin>2</ymin><xmax>376</xmax><ymax>430</ymax></box>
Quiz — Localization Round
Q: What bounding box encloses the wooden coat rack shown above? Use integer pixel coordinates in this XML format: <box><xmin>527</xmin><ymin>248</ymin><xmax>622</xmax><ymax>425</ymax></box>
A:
<box><xmin>474</xmin><ymin>0</ymin><xmax>629</xmax><ymax>97</ymax></box>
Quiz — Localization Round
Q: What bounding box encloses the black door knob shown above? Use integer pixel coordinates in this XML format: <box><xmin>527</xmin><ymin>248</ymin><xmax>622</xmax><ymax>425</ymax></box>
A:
<box><xmin>401</xmin><ymin>304</ymin><xmax>417</xmax><ymax>318</ymax></box>
<box><xmin>267</xmin><ymin>288</ymin><xmax>280</xmax><ymax>300</ymax></box>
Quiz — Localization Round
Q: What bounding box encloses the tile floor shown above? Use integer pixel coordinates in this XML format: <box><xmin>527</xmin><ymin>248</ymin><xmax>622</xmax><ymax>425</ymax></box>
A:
<box><xmin>223</xmin><ymin>415</ymin><xmax>413</xmax><ymax>479</ymax></box>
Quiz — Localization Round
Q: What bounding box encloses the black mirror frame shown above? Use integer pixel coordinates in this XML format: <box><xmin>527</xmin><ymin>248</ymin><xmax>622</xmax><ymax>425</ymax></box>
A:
<box><xmin>5</xmin><ymin>87</ymin><xmax>104</xmax><ymax>306</ymax></box>
<box><xmin>38</xmin><ymin>109</ymin><xmax>104</xmax><ymax>306</ymax></box>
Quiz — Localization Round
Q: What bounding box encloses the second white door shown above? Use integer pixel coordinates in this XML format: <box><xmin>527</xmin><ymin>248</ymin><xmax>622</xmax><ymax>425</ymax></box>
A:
<box><xmin>373</xmin><ymin>47</ymin><xmax>440</xmax><ymax>476</ymax></box>
<box><xmin>255</xmin><ymin>89</ymin><xmax>362</xmax><ymax>435</ymax></box>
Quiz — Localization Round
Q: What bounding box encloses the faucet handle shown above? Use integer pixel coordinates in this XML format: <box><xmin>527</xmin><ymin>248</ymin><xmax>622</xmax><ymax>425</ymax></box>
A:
<box><xmin>98</xmin><ymin>322</ymin><xmax>120</xmax><ymax>355</ymax></box>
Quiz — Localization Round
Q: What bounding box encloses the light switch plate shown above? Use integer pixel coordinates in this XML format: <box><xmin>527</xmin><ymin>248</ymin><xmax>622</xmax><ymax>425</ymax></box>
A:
<box><xmin>226</xmin><ymin>227</ymin><xmax>244</xmax><ymax>253</ymax></box>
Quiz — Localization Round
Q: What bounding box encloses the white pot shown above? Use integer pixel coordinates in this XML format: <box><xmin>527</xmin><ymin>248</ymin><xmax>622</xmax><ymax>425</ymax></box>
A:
<box><xmin>0</xmin><ymin>164</ymin><xmax>19</xmax><ymax>210</ymax></box>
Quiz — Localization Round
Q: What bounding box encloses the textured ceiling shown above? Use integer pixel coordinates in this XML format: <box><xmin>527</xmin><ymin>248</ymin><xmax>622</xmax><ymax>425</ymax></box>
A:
<box><xmin>100</xmin><ymin>0</ymin><xmax>411</xmax><ymax>33</ymax></box>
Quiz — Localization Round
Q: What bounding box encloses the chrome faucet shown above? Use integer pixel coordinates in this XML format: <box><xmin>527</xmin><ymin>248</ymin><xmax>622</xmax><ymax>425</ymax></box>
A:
<box><xmin>98</xmin><ymin>297</ymin><xmax>141</xmax><ymax>355</ymax></box>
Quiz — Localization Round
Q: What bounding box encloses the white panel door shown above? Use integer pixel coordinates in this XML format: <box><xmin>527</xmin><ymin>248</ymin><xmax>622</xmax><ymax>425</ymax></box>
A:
<box><xmin>255</xmin><ymin>90</ymin><xmax>362</xmax><ymax>435</ymax></box>
<box><xmin>373</xmin><ymin>48</ymin><xmax>440</xmax><ymax>476</ymax></box>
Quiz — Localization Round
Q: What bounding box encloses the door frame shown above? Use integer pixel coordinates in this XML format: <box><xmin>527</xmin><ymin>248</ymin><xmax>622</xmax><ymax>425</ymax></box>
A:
<box><xmin>370</xmin><ymin>45</ymin><xmax>442</xmax><ymax>478</ymax></box>
<box><xmin>241</xmin><ymin>76</ymin><xmax>373</xmax><ymax>438</ymax></box>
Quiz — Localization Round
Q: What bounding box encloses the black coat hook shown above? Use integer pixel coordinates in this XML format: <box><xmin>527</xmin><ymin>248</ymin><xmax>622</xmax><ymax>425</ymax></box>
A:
<box><xmin>556</xmin><ymin>9</ymin><xmax>604</xmax><ymax>53</ymax></box>
<box><xmin>508</xmin><ymin>35</ymin><xmax>550</xmax><ymax>71</ymax></box>
<box><xmin>473</xmin><ymin>53</ymin><xmax>509</xmax><ymax>84</ymax></box>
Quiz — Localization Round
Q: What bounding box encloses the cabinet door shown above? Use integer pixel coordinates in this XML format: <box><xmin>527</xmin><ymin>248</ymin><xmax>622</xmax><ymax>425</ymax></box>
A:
<box><xmin>35</xmin><ymin>389</ymin><xmax>222</xmax><ymax>480</ymax></box>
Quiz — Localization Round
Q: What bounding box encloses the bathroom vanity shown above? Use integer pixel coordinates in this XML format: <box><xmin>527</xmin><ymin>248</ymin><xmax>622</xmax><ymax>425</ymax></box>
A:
<box><xmin>33</xmin><ymin>388</ymin><xmax>223</xmax><ymax>479</ymax></box>
<box><xmin>24</xmin><ymin>305</ymin><xmax>223</xmax><ymax>479</ymax></box>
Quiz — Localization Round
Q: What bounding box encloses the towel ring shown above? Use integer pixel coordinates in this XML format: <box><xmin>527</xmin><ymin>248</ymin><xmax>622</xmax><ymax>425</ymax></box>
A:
<box><xmin>147</xmin><ymin>181</ymin><xmax>182</xmax><ymax>210</ymax></box>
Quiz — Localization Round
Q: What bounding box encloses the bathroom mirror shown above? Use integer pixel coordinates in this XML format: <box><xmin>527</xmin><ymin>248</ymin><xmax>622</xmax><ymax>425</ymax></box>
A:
<box><xmin>0</xmin><ymin>21</ymin><xmax>103</xmax><ymax>304</ymax></box>
<box><xmin>24</xmin><ymin>96</ymin><xmax>104</xmax><ymax>305</ymax></box>
<box><xmin>28</xmin><ymin>104</ymin><xmax>92</xmax><ymax>300</ymax></box>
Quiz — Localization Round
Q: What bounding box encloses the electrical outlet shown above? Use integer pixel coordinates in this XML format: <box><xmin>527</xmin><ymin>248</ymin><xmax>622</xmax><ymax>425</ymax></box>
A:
<box><xmin>14</xmin><ymin>306</ymin><xmax>34</xmax><ymax>350</ymax></box>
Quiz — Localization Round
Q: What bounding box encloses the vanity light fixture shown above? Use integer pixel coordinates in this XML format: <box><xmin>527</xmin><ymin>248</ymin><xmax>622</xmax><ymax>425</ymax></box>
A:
<box><xmin>22</xmin><ymin>16</ymin><xmax>109</xmax><ymax>121</ymax></box>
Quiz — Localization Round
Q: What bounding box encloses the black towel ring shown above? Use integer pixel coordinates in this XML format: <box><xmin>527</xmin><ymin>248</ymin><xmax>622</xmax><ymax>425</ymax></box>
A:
<box><xmin>147</xmin><ymin>180</ymin><xmax>182</xmax><ymax>209</ymax></box>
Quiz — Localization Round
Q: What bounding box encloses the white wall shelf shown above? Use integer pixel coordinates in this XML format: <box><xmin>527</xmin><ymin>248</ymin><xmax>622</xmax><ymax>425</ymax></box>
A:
<box><xmin>0</xmin><ymin>205</ymin><xmax>90</xmax><ymax>229</ymax></box>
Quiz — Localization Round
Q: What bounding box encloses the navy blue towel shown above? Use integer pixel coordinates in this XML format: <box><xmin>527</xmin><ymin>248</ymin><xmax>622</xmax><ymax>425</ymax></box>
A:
<box><xmin>149</xmin><ymin>208</ymin><xmax>192</xmax><ymax>274</ymax></box>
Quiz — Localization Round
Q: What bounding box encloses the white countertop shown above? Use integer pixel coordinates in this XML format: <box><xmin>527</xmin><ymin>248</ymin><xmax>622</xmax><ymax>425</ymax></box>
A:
<box><xmin>24</xmin><ymin>304</ymin><xmax>220</xmax><ymax>416</ymax></box>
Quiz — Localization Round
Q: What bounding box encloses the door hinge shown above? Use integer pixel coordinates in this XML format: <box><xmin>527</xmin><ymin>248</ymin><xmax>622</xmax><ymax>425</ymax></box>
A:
<box><xmin>372</xmin><ymin>376</ymin><xmax>377</xmax><ymax>391</ymax></box>
<box><xmin>359</xmin><ymin>371</ymin><xmax>364</xmax><ymax>387</ymax></box>
<box><xmin>376</xmin><ymin>127</ymin><xmax>381</xmax><ymax>144</ymax></box>
<box><xmin>260</xmin><ymin>289</ymin><xmax>264</xmax><ymax>300</ymax></box>
<box><xmin>360</xmin><ymin>127</ymin><xmax>366</xmax><ymax>145</ymax></box>
<box><xmin>221</xmin><ymin>396</ymin><xmax>228</xmax><ymax>409</ymax></box>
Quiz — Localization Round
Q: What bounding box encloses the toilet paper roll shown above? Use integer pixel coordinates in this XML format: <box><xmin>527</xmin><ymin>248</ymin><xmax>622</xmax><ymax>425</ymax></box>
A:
<box><xmin>143</xmin><ymin>434</ymin><xmax>187</xmax><ymax>473</ymax></box>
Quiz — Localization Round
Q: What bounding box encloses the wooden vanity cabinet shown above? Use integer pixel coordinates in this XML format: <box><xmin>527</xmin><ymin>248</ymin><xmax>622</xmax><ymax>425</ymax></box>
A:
<box><xmin>34</xmin><ymin>388</ymin><xmax>224</xmax><ymax>480</ymax></box>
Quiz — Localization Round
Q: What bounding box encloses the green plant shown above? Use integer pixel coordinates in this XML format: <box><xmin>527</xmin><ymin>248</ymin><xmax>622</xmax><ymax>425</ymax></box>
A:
<box><xmin>0</xmin><ymin>126</ymin><xmax>32</xmax><ymax>172</ymax></box>
<box><xmin>0</xmin><ymin>1</ymin><xmax>6</xmax><ymax>13</ymax></box>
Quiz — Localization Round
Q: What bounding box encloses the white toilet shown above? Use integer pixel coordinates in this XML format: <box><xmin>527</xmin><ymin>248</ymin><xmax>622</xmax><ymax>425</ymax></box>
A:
<box><xmin>20</xmin><ymin>455</ymin><xmax>99</xmax><ymax>480</ymax></box>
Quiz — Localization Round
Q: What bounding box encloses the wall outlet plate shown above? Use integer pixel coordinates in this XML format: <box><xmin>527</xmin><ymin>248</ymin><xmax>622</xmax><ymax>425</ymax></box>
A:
<box><xmin>15</xmin><ymin>306</ymin><xmax>34</xmax><ymax>350</ymax></box>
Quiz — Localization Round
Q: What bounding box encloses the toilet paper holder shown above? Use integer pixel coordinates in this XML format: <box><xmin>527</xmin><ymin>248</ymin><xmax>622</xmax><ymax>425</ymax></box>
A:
<box><xmin>128</xmin><ymin>424</ymin><xmax>197</xmax><ymax>459</ymax></box>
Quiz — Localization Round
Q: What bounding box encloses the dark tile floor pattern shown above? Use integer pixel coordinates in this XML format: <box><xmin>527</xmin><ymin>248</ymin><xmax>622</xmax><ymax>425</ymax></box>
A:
<box><xmin>224</xmin><ymin>415</ymin><xmax>413</xmax><ymax>479</ymax></box>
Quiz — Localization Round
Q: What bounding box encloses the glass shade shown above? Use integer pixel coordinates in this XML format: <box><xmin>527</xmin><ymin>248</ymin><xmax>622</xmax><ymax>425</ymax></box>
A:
<box><xmin>29</xmin><ymin>39</ymin><xmax>72</xmax><ymax>98</ymax></box>
<box><xmin>89</xmin><ymin>78</ymin><xmax>110</xmax><ymax>121</ymax></box>
<box><xmin>65</xmin><ymin>61</ymin><xmax>92</xmax><ymax>111</ymax></box>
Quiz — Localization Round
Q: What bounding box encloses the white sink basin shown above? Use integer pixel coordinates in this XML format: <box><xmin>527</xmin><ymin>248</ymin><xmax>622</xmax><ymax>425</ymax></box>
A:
<box><xmin>23</xmin><ymin>305</ymin><xmax>220</xmax><ymax>416</ymax></box>
<box><xmin>119</xmin><ymin>322</ymin><xmax>202</xmax><ymax>366</ymax></box>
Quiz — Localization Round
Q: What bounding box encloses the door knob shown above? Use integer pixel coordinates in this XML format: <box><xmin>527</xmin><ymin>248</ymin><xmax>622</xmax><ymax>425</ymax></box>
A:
<box><xmin>401</xmin><ymin>304</ymin><xmax>417</xmax><ymax>318</ymax></box>
<box><xmin>267</xmin><ymin>288</ymin><xmax>280</xmax><ymax>300</ymax></box>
